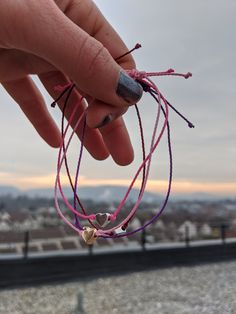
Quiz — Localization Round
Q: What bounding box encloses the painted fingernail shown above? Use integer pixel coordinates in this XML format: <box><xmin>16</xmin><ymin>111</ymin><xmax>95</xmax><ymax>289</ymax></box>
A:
<box><xmin>116</xmin><ymin>71</ymin><xmax>143</xmax><ymax>103</ymax></box>
<box><xmin>95</xmin><ymin>114</ymin><xmax>113</xmax><ymax>128</ymax></box>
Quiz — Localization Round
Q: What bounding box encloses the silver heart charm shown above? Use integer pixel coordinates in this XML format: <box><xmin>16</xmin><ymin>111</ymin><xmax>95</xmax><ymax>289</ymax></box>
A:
<box><xmin>95</xmin><ymin>213</ymin><xmax>111</xmax><ymax>228</ymax></box>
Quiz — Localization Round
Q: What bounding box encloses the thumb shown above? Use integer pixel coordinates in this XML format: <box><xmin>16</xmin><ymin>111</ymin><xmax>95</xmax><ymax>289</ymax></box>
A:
<box><xmin>10</xmin><ymin>1</ymin><xmax>143</xmax><ymax>107</ymax></box>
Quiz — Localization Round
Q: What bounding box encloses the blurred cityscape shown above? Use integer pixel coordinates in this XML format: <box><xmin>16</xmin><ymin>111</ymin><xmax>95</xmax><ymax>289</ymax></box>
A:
<box><xmin>0</xmin><ymin>192</ymin><xmax>235</xmax><ymax>256</ymax></box>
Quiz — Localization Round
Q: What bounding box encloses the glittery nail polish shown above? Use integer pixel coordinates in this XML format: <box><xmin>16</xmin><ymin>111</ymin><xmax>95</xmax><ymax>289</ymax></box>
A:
<box><xmin>116</xmin><ymin>71</ymin><xmax>143</xmax><ymax>103</ymax></box>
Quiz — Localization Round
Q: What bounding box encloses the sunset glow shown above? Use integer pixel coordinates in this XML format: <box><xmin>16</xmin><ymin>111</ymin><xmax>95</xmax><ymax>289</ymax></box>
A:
<box><xmin>0</xmin><ymin>172</ymin><xmax>235</xmax><ymax>196</ymax></box>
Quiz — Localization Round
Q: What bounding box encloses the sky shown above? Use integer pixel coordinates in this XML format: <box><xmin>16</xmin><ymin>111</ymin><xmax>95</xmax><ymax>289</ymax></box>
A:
<box><xmin>0</xmin><ymin>0</ymin><xmax>235</xmax><ymax>196</ymax></box>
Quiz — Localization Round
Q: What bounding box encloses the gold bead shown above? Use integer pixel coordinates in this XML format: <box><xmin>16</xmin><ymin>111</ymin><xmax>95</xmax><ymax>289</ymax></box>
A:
<box><xmin>81</xmin><ymin>227</ymin><xmax>97</xmax><ymax>245</ymax></box>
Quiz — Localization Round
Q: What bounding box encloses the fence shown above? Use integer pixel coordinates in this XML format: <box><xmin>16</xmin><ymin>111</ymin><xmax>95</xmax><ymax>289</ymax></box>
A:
<box><xmin>0</xmin><ymin>222</ymin><xmax>235</xmax><ymax>259</ymax></box>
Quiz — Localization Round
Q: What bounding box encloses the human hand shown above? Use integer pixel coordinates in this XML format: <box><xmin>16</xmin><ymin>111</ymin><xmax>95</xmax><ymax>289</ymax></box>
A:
<box><xmin>0</xmin><ymin>0</ymin><xmax>143</xmax><ymax>165</ymax></box>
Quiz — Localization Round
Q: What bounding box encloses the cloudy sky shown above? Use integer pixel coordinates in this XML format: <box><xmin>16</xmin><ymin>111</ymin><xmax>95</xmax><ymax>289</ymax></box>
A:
<box><xmin>0</xmin><ymin>0</ymin><xmax>235</xmax><ymax>196</ymax></box>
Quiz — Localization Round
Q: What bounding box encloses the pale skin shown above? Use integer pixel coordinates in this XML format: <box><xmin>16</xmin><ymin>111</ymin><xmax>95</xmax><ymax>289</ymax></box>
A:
<box><xmin>0</xmin><ymin>0</ymin><xmax>140</xmax><ymax>166</ymax></box>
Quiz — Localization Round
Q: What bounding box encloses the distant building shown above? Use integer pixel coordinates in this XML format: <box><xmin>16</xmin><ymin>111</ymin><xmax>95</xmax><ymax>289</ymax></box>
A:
<box><xmin>0</xmin><ymin>212</ymin><xmax>10</xmax><ymax>222</ymax></box>
<box><xmin>178</xmin><ymin>221</ymin><xmax>197</xmax><ymax>240</ymax></box>
<box><xmin>166</xmin><ymin>222</ymin><xmax>178</xmax><ymax>241</ymax></box>
<box><xmin>154</xmin><ymin>220</ymin><xmax>165</xmax><ymax>231</ymax></box>
<box><xmin>231</xmin><ymin>219</ymin><xmax>236</xmax><ymax>228</ymax></box>
<box><xmin>0</xmin><ymin>221</ymin><xmax>10</xmax><ymax>231</ymax></box>
<box><xmin>152</xmin><ymin>220</ymin><xmax>168</xmax><ymax>242</ymax></box>
<box><xmin>0</xmin><ymin>210</ymin><xmax>43</xmax><ymax>231</ymax></box>
<box><xmin>199</xmin><ymin>223</ymin><xmax>212</xmax><ymax>238</ymax></box>
<box><xmin>128</xmin><ymin>218</ymin><xmax>141</xmax><ymax>230</ymax></box>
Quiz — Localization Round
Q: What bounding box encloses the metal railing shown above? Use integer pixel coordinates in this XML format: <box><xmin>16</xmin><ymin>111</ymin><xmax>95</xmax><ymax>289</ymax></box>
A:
<box><xmin>0</xmin><ymin>223</ymin><xmax>235</xmax><ymax>259</ymax></box>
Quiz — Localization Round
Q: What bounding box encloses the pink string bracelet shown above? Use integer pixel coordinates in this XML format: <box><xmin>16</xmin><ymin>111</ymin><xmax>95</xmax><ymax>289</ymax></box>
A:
<box><xmin>52</xmin><ymin>58</ymin><xmax>148</xmax><ymax>232</ymax></box>
<box><xmin>54</xmin><ymin>94</ymin><xmax>150</xmax><ymax>227</ymax></box>
<box><xmin>53</xmin><ymin>71</ymin><xmax>193</xmax><ymax>244</ymax></box>
<box><xmin>54</xmin><ymin>89</ymin><xmax>147</xmax><ymax>228</ymax></box>
<box><xmin>54</xmin><ymin>73</ymin><xmax>163</xmax><ymax>225</ymax></box>
<box><xmin>51</xmin><ymin>45</ymin><xmax>194</xmax><ymax>244</ymax></box>
<box><xmin>52</xmin><ymin>44</ymin><xmax>155</xmax><ymax>233</ymax></box>
<box><xmin>53</xmin><ymin>47</ymin><xmax>148</xmax><ymax>236</ymax></box>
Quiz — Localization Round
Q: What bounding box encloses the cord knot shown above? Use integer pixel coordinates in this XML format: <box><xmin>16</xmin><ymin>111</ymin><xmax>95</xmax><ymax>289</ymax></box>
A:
<box><xmin>135</xmin><ymin>43</ymin><xmax>142</xmax><ymax>49</ymax></box>
<box><xmin>127</xmin><ymin>69</ymin><xmax>147</xmax><ymax>80</ymax></box>
<box><xmin>184</xmin><ymin>72</ymin><xmax>192</xmax><ymax>79</ymax></box>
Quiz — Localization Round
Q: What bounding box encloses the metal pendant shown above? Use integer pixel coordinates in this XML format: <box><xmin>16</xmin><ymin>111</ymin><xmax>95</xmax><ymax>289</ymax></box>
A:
<box><xmin>81</xmin><ymin>227</ymin><xmax>97</xmax><ymax>245</ymax></box>
<box><xmin>95</xmin><ymin>213</ymin><xmax>111</xmax><ymax>228</ymax></box>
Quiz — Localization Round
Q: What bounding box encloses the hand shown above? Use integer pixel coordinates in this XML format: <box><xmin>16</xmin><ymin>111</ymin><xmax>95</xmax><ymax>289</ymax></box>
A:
<box><xmin>0</xmin><ymin>0</ymin><xmax>143</xmax><ymax>165</ymax></box>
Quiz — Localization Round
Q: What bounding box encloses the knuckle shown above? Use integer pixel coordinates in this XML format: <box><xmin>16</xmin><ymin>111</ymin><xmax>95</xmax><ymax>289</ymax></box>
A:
<box><xmin>78</xmin><ymin>38</ymin><xmax>111</xmax><ymax>81</ymax></box>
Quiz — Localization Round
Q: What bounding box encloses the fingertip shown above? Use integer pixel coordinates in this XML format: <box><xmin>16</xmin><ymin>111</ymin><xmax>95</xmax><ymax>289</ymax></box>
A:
<box><xmin>99</xmin><ymin>117</ymin><xmax>134</xmax><ymax>167</ymax></box>
<box><xmin>47</xmin><ymin>137</ymin><xmax>61</xmax><ymax>149</ymax></box>
<box><xmin>113</xmin><ymin>148</ymin><xmax>134</xmax><ymax>166</ymax></box>
<box><xmin>43</xmin><ymin>130</ymin><xmax>61</xmax><ymax>148</ymax></box>
<box><xmin>93</xmin><ymin>150</ymin><xmax>110</xmax><ymax>161</ymax></box>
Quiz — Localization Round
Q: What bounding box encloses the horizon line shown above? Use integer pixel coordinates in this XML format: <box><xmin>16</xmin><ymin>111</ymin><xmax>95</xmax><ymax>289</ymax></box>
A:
<box><xmin>0</xmin><ymin>172</ymin><xmax>236</xmax><ymax>196</ymax></box>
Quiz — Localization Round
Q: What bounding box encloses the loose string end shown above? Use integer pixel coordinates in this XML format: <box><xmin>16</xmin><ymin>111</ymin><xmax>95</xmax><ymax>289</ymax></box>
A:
<box><xmin>115</xmin><ymin>43</ymin><xmax>142</xmax><ymax>62</ymax></box>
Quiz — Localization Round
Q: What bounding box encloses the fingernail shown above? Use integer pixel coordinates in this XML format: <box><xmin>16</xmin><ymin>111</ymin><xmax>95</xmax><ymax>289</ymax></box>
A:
<box><xmin>95</xmin><ymin>114</ymin><xmax>113</xmax><ymax>128</ymax></box>
<box><xmin>116</xmin><ymin>71</ymin><xmax>143</xmax><ymax>103</ymax></box>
